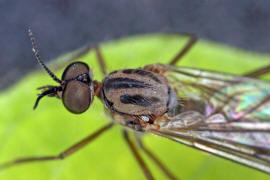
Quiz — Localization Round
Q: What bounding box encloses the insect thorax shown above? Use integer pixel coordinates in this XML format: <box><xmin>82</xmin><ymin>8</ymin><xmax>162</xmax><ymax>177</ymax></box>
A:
<box><xmin>101</xmin><ymin>68</ymin><xmax>178</xmax><ymax>130</ymax></box>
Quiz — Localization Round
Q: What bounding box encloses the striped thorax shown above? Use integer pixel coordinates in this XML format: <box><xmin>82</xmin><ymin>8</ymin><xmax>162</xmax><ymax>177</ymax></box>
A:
<box><xmin>101</xmin><ymin>68</ymin><xmax>171</xmax><ymax>126</ymax></box>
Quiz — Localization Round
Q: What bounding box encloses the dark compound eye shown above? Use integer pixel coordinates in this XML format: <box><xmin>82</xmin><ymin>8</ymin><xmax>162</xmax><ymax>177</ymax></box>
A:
<box><xmin>61</xmin><ymin>62</ymin><xmax>94</xmax><ymax>114</ymax></box>
<box><xmin>62</xmin><ymin>62</ymin><xmax>92</xmax><ymax>81</ymax></box>
<box><xmin>62</xmin><ymin>80</ymin><xmax>93</xmax><ymax>114</ymax></box>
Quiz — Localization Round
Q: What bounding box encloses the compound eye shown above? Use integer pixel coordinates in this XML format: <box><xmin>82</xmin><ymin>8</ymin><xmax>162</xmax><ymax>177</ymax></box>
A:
<box><xmin>62</xmin><ymin>62</ymin><xmax>91</xmax><ymax>80</ymax></box>
<box><xmin>62</xmin><ymin>80</ymin><xmax>92</xmax><ymax>114</ymax></box>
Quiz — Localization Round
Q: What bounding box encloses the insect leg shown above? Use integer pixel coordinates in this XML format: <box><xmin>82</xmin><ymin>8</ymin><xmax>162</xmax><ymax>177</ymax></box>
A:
<box><xmin>122</xmin><ymin>130</ymin><xmax>154</xmax><ymax>180</ymax></box>
<box><xmin>0</xmin><ymin>123</ymin><xmax>113</xmax><ymax>170</ymax></box>
<box><xmin>92</xmin><ymin>45</ymin><xmax>107</xmax><ymax>76</ymax></box>
<box><xmin>51</xmin><ymin>44</ymin><xmax>107</xmax><ymax>76</ymax></box>
<box><xmin>135</xmin><ymin>135</ymin><xmax>178</xmax><ymax>180</ymax></box>
<box><xmin>169</xmin><ymin>33</ymin><xmax>198</xmax><ymax>65</ymax></box>
<box><xmin>244</xmin><ymin>64</ymin><xmax>270</xmax><ymax>78</ymax></box>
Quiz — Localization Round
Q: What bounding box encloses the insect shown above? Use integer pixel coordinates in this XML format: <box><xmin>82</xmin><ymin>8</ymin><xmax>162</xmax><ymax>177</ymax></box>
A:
<box><xmin>1</xmin><ymin>29</ymin><xmax>270</xmax><ymax>180</ymax></box>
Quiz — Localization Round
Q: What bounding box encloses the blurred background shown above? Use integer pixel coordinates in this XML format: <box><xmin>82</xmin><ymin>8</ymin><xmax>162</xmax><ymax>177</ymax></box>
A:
<box><xmin>1</xmin><ymin>0</ymin><xmax>270</xmax><ymax>90</ymax></box>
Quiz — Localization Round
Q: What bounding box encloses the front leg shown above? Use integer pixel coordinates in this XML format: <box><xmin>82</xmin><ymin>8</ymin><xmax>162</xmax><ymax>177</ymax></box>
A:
<box><xmin>0</xmin><ymin>123</ymin><xmax>113</xmax><ymax>170</ymax></box>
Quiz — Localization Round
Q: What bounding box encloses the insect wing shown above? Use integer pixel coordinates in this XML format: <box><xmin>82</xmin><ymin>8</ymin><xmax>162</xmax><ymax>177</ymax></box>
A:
<box><xmin>148</xmin><ymin>64</ymin><xmax>270</xmax><ymax>173</ymax></box>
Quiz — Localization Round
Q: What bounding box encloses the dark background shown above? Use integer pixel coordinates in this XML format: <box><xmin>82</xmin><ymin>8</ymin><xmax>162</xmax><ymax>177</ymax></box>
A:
<box><xmin>1</xmin><ymin>0</ymin><xmax>270</xmax><ymax>90</ymax></box>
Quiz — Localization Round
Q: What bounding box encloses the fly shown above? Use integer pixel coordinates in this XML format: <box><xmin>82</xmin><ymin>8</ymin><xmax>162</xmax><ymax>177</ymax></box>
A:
<box><xmin>1</xmin><ymin>29</ymin><xmax>270</xmax><ymax>180</ymax></box>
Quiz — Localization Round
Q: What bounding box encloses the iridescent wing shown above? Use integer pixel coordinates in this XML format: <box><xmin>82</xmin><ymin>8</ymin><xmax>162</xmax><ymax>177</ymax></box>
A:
<box><xmin>147</xmin><ymin>64</ymin><xmax>270</xmax><ymax>174</ymax></box>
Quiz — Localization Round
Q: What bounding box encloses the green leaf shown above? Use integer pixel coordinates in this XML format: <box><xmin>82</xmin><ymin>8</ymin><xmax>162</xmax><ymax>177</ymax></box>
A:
<box><xmin>0</xmin><ymin>34</ymin><xmax>270</xmax><ymax>180</ymax></box>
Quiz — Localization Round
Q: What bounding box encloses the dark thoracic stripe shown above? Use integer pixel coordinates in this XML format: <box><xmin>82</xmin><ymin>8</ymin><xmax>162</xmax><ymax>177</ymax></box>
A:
<box><xmin>120</xmin><ymin>94</ymin><xmax>160</xmax><ymax>107</ymax></box>
<box><xmin>101</xmin><ymin>89</ymin><xmax>114</xmax><ymax>108</ymax></box>
<box><xmin>122</xmin><ymin>69</ymin><xmax>161</xmax><ymax>83</ymax></box>
<box><xmin>122</xmin><ymin>69</ymin><xmax>133</xmax><ymax>74</ymax></box>
<box><xmin>105</xmin><ymin>77</ymin><xmax>151</xmax><ymax>90</ymax></box>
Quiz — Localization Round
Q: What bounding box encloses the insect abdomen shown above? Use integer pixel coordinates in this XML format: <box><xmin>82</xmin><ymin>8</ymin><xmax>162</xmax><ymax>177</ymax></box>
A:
<box><xmin>102</xmin><ymin>69</ymin><xmax>170</xmax><ymax>116</ymax></box>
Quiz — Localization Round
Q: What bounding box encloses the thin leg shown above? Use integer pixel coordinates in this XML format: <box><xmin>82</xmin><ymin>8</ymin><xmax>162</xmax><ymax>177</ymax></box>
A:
<box><xmin>53</xmin><ymin>45</ymin><xmax>92</xmax><ymax>71</ymax></box>
<box><xmin>122</xmin><ymin>130</ymin><xmax>154</xmax><ymax>180</ymax></box>
<box><xmin>0</xmin><ymin>123</ymin><xmax>113</xmax><ymax>170</ymax></box>
<box><xmin>135</xmin><ymin>135</ymin><xmax>178</xmax><ymax>180</ymax></box>
<box><xmin>244</xmin><ymin>64</ymin><xmax>270</xmax><ymax>78</ymax></box>
<box><xmin>92</xmin><ymin>45</ymin><xmax>107</xmax><ymax>76</ymax></box>
<box><xmin>169</xmin><ymin>34</ymin><xmax>198</xmax><ymax>65</ymax></box>
<box><xmin>54</xmin><ymin>45</ymin><xmax>107</xmax><ymax>77</ymax></box>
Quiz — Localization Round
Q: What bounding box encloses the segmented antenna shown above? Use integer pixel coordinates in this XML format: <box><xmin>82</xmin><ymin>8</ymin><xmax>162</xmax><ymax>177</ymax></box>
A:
<box><xmin>28</xmin><ymin>29</ymin><xmax>62</xmax><ymax>84</ymax></box>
